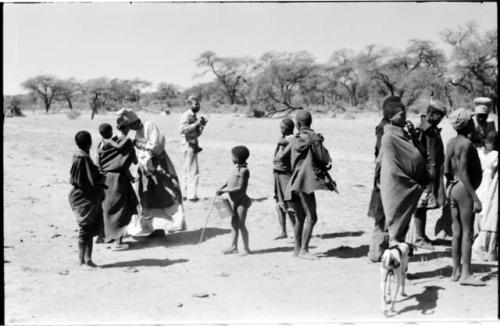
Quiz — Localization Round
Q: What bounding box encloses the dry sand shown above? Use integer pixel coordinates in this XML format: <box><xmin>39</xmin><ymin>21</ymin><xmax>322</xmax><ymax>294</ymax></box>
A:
<box><xmin>3</xmin><ymin>111</ymin><xmax>498</xmax><ymax>324</ymax></box>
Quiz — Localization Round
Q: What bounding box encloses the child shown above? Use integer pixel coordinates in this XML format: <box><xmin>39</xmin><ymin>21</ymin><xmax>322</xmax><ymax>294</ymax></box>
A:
<box><xmin>97</xmin><ymin>123</ymin><xmax>138</xmax><ymax>183</ymax></box>
<box><xmin>473</xmin><ymin>131</ymin><xmax>498</xmax><ymax>261</ymax></box>
<box><xmin>216</xmin><ymin>146</ymin><xmax>252</xmax><ymax>256</ymax></box>
<box><xmin>444</xmin><ymin>108</ymin><xmax>484</xmax><ymax>286</ymax></box>
<box><xmin>273</xmin><ymin>119</ymin><xmax>296</xmax><ymax>240</ymax></box>
<box><xmin>68</xmin><ymin>130</ymin><xmax>106</xmax><ymax>268</ymax></box>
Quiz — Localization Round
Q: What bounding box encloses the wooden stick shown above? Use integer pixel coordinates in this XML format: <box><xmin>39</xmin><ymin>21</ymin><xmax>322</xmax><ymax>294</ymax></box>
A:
<box><xmin>198</xmin><ymin>197</ymin><xmax>217</xmax><ymax>245</ymax></box>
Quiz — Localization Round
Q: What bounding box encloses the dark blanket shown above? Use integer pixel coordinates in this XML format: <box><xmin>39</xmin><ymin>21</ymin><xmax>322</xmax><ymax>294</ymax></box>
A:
<box><xmin>137</xmin><ymin>150</ymin><xmax>181</xmax><ymax>209</ymax></box>
<box><xmin>379</xmin><ymin>125</ymin><xmax>429</xmax><ymax>243</ymax></box>
<box><xmin>284</xmin><ymin>127</ymin><xmax>333</xmax><ymax>200</ymax></box>
<box><xmin>98</xmin><ymin>138</ymin><xmax>138</xmax><ymax>240</ymax></box>
<box><xmin>68</xmin><ymin>151</ymin><xmax>104</xmax><ymax>240</ymax></box>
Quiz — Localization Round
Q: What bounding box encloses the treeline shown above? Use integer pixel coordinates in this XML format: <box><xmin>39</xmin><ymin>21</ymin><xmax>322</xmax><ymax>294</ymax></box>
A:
<box><xmin>4</xmin><ymin>22</ymin><xmax>497</xmax><ymax>118</ymax></box>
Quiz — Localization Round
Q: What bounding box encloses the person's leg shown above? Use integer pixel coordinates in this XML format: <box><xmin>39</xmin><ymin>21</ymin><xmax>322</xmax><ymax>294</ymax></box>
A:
<box><xmin>414</xmin><ymin>208</ymin><xmax>434</xmax><ymax>247</ymax></box>
<box><xmin>450</xmin><ymin>200</ymin><xmax>462</xmax><ymax>281</ymax></box>
<box><xmin>223</xmin><ymin>211</ymin><xmax>239</xmax><ymax>254</ymax></box>
<box><xmin>452</xmin><ymin>183</ymin><xmax>485</xmax><ymax>285</ymax></box>
<box><xmin>236</xmin><ymin>205</ymin><xmax>250</xmax><ymax>255</ymax></box>
<box><xmin>299</xmin><ymin>192</ymin><xmax>318</xmax><ymax>260</ymax></box>
<box><xmin>78</xmin><ymin>240</ymin><xmax>85</xmax><ymax>266</ymax></box>
<box><xmin>487</xmin><ymin>232</ymin><xmax>498</xmax><ymax>261</ymax></box>
<box><xmin>290</xmin><ymin>196</ymin><xmax>305</xmax><ymax>257</ymax></box>
<box><xmin>186</xmin><ymin>147</ymin><xmax>199</xmax><ymax>200</ymax></box>
<box><xmin>368</xmin><ymin>215</ymin><xmax>388</xmax><ymax>262</ymax></box>
<box><xmin>85</xmin><ymin>238</ymin><xmax>97</xmax><ymax>267</ymax></box>
<box><xmin>181</xmin><ymin>144</ymin><xmax>189</xmax><ymax>198</ymax></box>
<box><xmin>275</xmin><ymin>204</ymin><xmax>288</xmax><ymax>239</ymax></box>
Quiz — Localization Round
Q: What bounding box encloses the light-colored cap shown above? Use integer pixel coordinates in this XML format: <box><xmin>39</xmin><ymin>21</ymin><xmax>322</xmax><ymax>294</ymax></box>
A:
<box><xmin>186</xmin><ymin>95</ymin><xmax>199</xmax><ymax>104</ymax></box>
<box><xmin>116</xmin><ymin>108</ymin><xmax>139</xmax><ymax>127</ymax></box>
<box><xmin>449</xmin><ymin>108</ymin><xmax>473</xmax><ymax>131</ymax></box>
<box><xmin>473</xmin><ymin>97</ymin><xmax>492</xmax><ymax>106</ymax></box>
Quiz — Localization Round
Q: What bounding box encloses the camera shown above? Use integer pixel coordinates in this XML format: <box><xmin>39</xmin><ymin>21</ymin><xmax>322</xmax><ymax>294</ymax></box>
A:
<box><xmin>199</xmin><ymin>116</ymin><xmax>208</xmax><ymax>126</ymax></box>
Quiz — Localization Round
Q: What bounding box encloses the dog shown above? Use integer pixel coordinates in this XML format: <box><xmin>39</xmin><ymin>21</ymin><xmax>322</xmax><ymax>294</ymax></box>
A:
<box><xmin>380</xmin><ymin>242</ymin><xmax>414</xmax><ymax>315</ymax></box>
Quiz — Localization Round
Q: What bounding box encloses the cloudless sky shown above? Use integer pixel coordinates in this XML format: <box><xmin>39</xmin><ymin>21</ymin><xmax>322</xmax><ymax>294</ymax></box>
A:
<box><xmin>3</xmin><ymin>2</ymin><xmax>497</xmax><ymax>95</ymax></box>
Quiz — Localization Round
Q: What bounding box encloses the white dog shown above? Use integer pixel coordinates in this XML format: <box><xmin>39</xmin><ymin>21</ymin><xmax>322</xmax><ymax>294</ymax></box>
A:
<box><xmin>380</xmin><ymin>242</ymin><xmax>413</xmax><ymax>315</ymax></box>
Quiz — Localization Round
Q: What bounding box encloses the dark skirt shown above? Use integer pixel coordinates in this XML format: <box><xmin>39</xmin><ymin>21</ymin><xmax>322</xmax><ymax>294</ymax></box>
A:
<box><xmin>69</xmin><ymin>188</ymin><xmax>103</xmax><ymax>241</ymax></box>
<box><xmin>102</xmin><ymin>171</ymin><xmax>138</xmax><ymax>240</ymax></box>
<box><xmin>274</xmin><ymin>171</ymin><xmax>291</xmax><ymax>209</ymax></box>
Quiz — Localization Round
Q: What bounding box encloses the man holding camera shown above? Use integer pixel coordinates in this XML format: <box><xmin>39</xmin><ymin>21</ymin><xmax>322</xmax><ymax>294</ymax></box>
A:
<box><xmin>179</xmin><ymin>95</ymin><xmax>207</xmax><ymax>202</ymax></box>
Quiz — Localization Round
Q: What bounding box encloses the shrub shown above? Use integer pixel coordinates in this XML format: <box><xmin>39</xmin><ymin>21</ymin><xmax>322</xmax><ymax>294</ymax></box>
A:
<box><xmin>66</xmin><ymin>110</ymin><xmax>81</xmax><ymax>120</ymax></box>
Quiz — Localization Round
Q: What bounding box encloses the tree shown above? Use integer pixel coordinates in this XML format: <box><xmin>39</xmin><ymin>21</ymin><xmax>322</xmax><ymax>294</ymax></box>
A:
<box><xmin>328</xmin><ymin>49</ymin><xmax>361</xmax><ymax>106</ymax></box>
<box><xmin>53</xmin><ymin>78</ymin><xmax>82</xmax><ymax>110</ymax></box>
<box><xmin>251</xmin><ymin>51</ymin><xmax>315</xmax><ymax>116</ymax></box>
<box><xmin>155</xmin><ymin>82</ymin><xmax>181</xmax><ymax>101</ymax></box>
<box><xmin>196</xmin><ymin>51</ymin><xmax>256</xmax><ymax>105</ymax></box>
<box><xmin>441</xmin><ymin>22</ymin><xmax>498</xmax><ymax>109</ymax></box>
<box><xmin>21</xmin><ymin>75</ymin><xmax>58</xmax><ymax>113</ymax></box>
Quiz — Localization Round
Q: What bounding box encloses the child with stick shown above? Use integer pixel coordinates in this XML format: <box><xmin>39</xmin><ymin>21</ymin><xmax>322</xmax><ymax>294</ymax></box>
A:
<box><xmin>216</xmin><ymin>146</ymin><xmax>252</xmax><ymax>256</ymax></box>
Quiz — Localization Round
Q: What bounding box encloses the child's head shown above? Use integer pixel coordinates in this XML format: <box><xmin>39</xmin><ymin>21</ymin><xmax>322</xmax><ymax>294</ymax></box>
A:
<box><xmin>485</xmin><ymin>130</ymin><xmax>498</xmax><ymax>151</ymax></box>
<box><xmin>231</xmin><ymin>146</ymin><xmax>250</xmax><ymax>165</ymax></box>
<box><xmin>295</xmin><ymin>109</ymin><xmax>312</xmax><ymax>128</ymax></box>
<box><xmin>75</xmin><ymin>130</ymin><xmax>92</xmax><ymax>152</ymax></box>
<box><xmin>98</xmin><ymin>123</ymin><xmax>113</xmax><ymax>139</ymax></box>
<box><xmin>280</xmin><ymin>118</ymin><xmax>295</xmax><ymax>136</ymax></box>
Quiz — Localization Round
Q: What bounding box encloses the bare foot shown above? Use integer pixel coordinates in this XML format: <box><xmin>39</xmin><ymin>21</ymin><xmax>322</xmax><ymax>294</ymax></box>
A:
<box><xmin>298</xmin><ymin>252</ymin><xmax>319</xmax><ymax>260</ymax></box>
<box><xmin>222</xmin><ymin>247</ymin><xmax>238</xmax><ymax>255</ymax></box>
<box><xmin>459</xmin><ymin>275</ymin><xmax>486</xmax><ymax>286</ymax></box>
<box><xmin>274</xmin><ymin>234</ymin><xmax>287</xmax><ymax>240</ymax></box>
<box><xmin>239</xmin><ymin>250</ymin><xmax>251</xmax><ymax>257</ymax></box>
<box><xmin>85</xmin><ymin>260</ymin><xmax>98</xmax><ymax>268</ymax></box>
<box><xmin>450</xmin><ymin>268</ymin><xmax>461</xmax><ymax>282</ymax></box>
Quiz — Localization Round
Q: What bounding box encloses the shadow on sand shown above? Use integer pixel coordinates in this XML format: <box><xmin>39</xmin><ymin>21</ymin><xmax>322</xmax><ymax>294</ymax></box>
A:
<box><xmin>100</xmin><ymin>258</ymin><xmax>189</xmax><ymax>269</ymax></box>
<box><xmin>410</xmin><ymin>249</ymin><xmax>451</xmax><ymax>263</ymax></box>
<box><xmin>397</xmin><ymin>285</ymin><xmax>445</xmax><ymax>315</ymax></box>
<box><xmin>317</xmin><ymin>231</ymin><xmax>364</xmax><ymax>239</ymax></box>
<box><xmin>126</xmin><ymin>227</ymin><xmax>230</xmax><ymax>250</ymax></box>
<box><xmin>319</xmin><ymin>245</ymin><xmax>369</xmax><ymax>258</ymax></box>
<box><xmin>250</xmin><ymin>246</ymin><xmax>317</xmax><ymax>255</ymax></box>
<box><xmin>251</xmin><ymin>197</ymin><xmax>268</xmax><ymax>203</ymax></box>
<box><xmin>407</xmin><ymin>263</ymin><xmax>496</xmax><ymax>280</ymax></box>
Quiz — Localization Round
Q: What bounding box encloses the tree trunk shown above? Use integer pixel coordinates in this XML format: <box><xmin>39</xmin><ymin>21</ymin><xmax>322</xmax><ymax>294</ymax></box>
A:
<box><xmin>67</xmin><ymin>97</ymin><xmax>73</xmax><ymax>110</ymax></box>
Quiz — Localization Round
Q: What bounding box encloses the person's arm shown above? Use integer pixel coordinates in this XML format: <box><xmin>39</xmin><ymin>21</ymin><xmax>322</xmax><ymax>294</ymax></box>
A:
<box><xmin>179</xmin><ymin>112</ymin><xmax>201</xmax><ymax>135</ymax></box>
<box><xmin>276</xmin><ymin>142</ymin><xmax>292</xmax><ymax>162</ymax></box>
<box><xmin>107</xmin><ymin>137</ymin><xmax>131</xmax><ymax>150</ymax></box>
<box><xmin>218</xmin><ymin>170</ymin><xmax>249</xmax><ymax>194</ymax></box>
<box><xmin>456</xmin><ymin>142</ymin><xmax>482</xmax><ymax>212</ymax></box>
<box><xmin>216</xmin><ymin>182</ymin><xmax>228</xmax><ymax>195</ymax></box>
<box><xmin>311</xmin><ymin>135</ymin><xmax>332</xmax><ymax>170</ymax></box>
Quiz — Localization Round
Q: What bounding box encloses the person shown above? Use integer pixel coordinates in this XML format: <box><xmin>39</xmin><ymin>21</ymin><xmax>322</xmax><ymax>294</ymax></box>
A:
<box><xmin>272</xmin><ymin>118</ymin><xmax>296</xmax><ymax>240</ymax></box>
<box><xmin>97</xmin><ymin>123</ymin><xmax>139</xmax><ymax>250</ymax></box>
<box><xmin>179</xmin><ymin>95</ymin><xmax>207</xmax><ymax>202</ymax></box>
<box><xmin>470</xmin><ymin>97</ymin><xmax>496</xmax><ymax>148</ymax></box>
<box><xmin>68</xmin><ymin>130</ymin><xmax>106</xmax><ymax>268</ymax></box>
<box><xmin>412</xmin><ymin>100</ymin><xmax>447</xmax><ymax>250</ymax></box>
<box><xmin>116</xmin><ymin>108</ymin><xmax>187</xmax><ymax>236</ymax></box>
<box><xmin>367</xmin><ymin>113</ymin><xmax>389</xmax><ymax>262</ymax></box>
<box><xmin>378</xmin><ymin>96</ymin><xmax>429</xmax><ymax>247</ymax></box>
<box><xmin>472</xmin><ymin>131</ymin><xmax>498</xmax><ymax>262</ymax></box>
<box><xmin>444</xmin><ymin>108</ymin><xmax>485</xmax><ymax>286</ymax></box>
<box><xmin>216</xmin><ymin>146</ymin><xmax>252</xmax><ymax>256</ymax></box>
<box><xmin>97</xmin><ymin>123</ymin><xmax>137</xmax><ymax>183</ymax></box>
<box><xmin>282</xmin><ymin>110</ymin><xmax>335</xmax><ymax>260</ymax></box>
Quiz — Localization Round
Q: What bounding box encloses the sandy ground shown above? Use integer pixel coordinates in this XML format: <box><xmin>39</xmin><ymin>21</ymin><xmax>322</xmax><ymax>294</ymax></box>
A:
<box><xmin>3</xmin><ymin>110</ymin><xmax>498</xmax><ymax>324</ymax></box>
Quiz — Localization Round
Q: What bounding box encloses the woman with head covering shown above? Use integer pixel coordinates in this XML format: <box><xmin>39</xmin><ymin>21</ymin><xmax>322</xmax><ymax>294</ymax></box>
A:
<box><xmin>378</xmin><ymin>96</ymin><xmax>429</xmax><ymax>246</ymax></box>
<box><xmin>116</xmin><ymin>108</ymin><xmax>187</xmax><ymax>236</ymax></box>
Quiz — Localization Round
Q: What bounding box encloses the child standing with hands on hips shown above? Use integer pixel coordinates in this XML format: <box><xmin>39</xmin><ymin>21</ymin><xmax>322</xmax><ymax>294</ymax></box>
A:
<box><xmin>216</xmin><ymin>146</ymin><xmax>252</xmax><ymax>256</ymax></box>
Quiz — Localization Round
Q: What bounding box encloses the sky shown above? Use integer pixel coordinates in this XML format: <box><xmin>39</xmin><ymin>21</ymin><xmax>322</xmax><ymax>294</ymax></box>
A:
<box><xmin>3</xmin><ymin>2</ymin><xmax>498</xmax><ymax>95</ymax></box>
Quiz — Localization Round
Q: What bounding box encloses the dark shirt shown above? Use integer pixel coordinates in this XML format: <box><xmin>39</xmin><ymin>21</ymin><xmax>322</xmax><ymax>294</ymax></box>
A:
<box><xmin>415</xmin><ymin>118</ymin><xmax>444</xmax><ymax>180</ymax></box>
<box><xmin>70</xmin><ymin>150</ymin><xmax>105</xmax><ymax>194</ymax></box>
<box><xmin>273</xmin><ymin>135</ymin><xmax>292</xmax><ymax>173</ymax></box>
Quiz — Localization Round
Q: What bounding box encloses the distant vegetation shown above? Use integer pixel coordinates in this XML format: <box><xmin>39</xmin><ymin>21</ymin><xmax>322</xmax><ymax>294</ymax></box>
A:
<box><xmin>4</xmin><ymin>22</ymin><xmax>497</xmax><ymax>118</ymax></box>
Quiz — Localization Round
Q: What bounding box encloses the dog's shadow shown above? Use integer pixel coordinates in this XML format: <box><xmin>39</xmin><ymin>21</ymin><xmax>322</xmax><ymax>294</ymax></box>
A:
<box><xmin>396</xmin><ymin>285</ymin><xmax>445</xmax><ymax>315</ymax></box>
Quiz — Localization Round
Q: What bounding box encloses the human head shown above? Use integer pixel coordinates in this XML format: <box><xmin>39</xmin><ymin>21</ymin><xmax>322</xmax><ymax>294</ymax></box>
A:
<box><xmin>295</xmin><ymin>109</ymin><xmax>312</xmax><ymax>128</ymax></box>
<box><xmin>75</xmin><ymin>130</ymin><xmax>92</xmax><ymax>152</ymax></box>
<box><xmin>449</xmin><ymin>108</ymin><xmax>474</xmax><ymax>134</ymax></box>
<box><xmin>98</xmin><ymin>123</ymin><xmax>113</xmax><ymax>139</ymax></box>
<box><xmin>231</xmin><ymin>145</ymin><xmax>250</xmax><ymax>165</ymax></box>
<box><xmin>474</xmin><ymin>97</ymin><xmax>492</xmax><ymax>124</ymax></box>
<box><xmin>187</xmin><ymin>95</ymin><xmax>200</xmax><ymax>113</ymax></box>
<box><xmin>426</xmin><ymin>99</ymin><xmax>446</xmax><ymax>126</ymax></box>
<box><xmin>485</xmin><ymin>130</ymin><xmax>498</xmax><ymax>151</ymax></box>
<box><xmin>382</xmin><ymin>96</ymin><xmax>406</xmax><ymax>127</ymax></box>
<box><xmin>280</xmin><ymin>118</ymin><xmax>295</xmax><ymax>136</ymax></box>
<box><xmin>116</xmin><ymin>108</ymin><xmax>141</xmax><ymax>130</ymax></box>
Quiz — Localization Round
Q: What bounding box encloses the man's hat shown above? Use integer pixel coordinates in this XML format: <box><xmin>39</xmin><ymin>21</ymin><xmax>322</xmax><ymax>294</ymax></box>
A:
<box><xmin>116</xmin><ymin>108</ymin><xmax>139</xmax><ymax>128</ymax></box>
<box><xmin>474</xmin><ymin>97</ymin><xmax>492</xmax><ymax>115</ymax></box>
<box><xmin>429</xmin><ymin>99</ymin><xmax>447</xmax><ymax>115</ymax></box>
<box><xmin>449</xmin><ymin>108</ymin><xmax>473</xmax><ymax>131</ymax></box>
<box><xmin>186</xmin><ymin>95</ymin><xmax>199</xmax><ymax>104</ymax></box>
